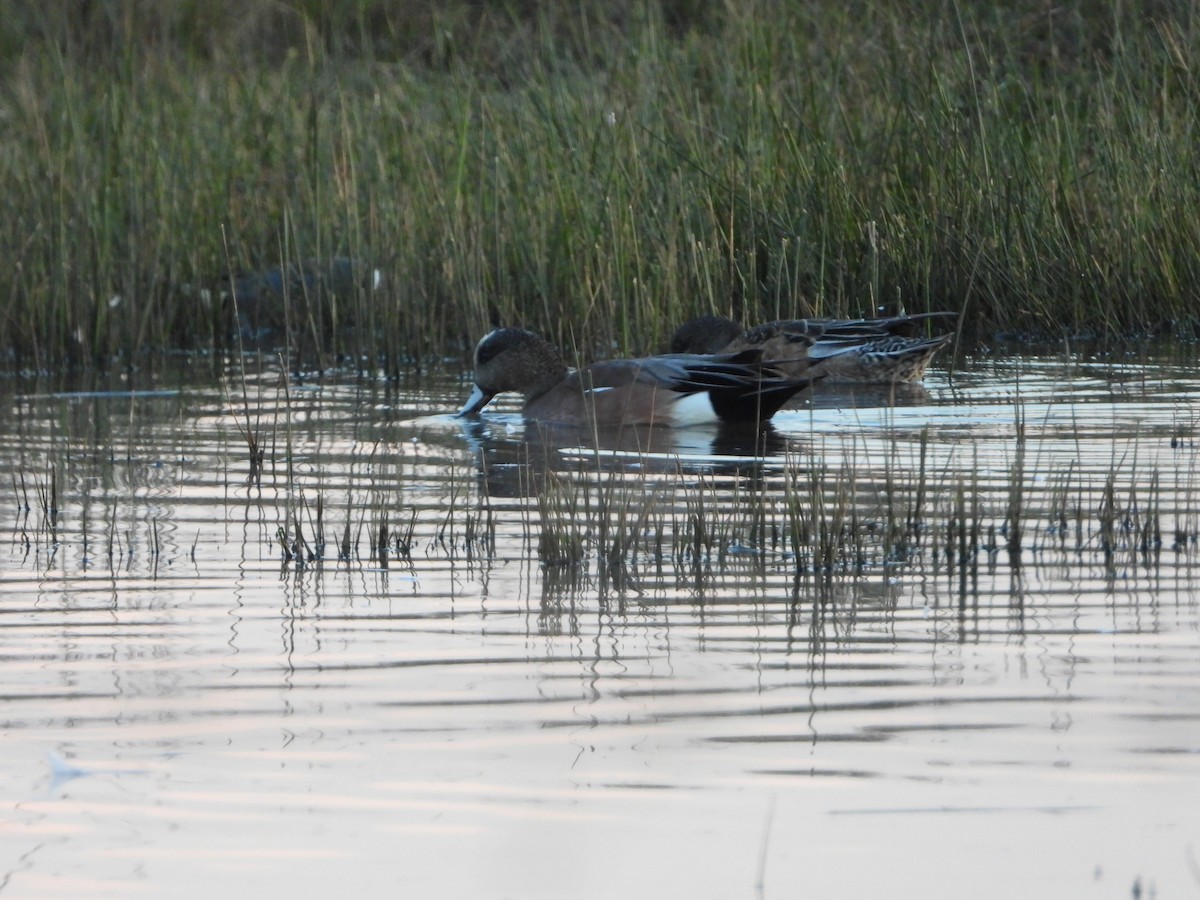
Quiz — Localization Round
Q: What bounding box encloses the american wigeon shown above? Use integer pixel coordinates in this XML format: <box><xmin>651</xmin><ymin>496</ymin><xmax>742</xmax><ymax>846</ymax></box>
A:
<box><xmin>670</xmin><ymin>313</ymin><xmax>958</xmax><ymax>383</ymax></box>
<box><xmin>458</xmin><ymin>327</ymin><xmax>817</xmax><ymax>428</ymax></box>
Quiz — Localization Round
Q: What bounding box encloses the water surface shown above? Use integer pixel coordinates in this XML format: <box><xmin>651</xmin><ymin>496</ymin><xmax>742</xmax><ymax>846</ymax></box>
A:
<box><xmin>1</xmin><ymin>352</ymin><xmax>1198</xmax><ymax>898</ymax></box>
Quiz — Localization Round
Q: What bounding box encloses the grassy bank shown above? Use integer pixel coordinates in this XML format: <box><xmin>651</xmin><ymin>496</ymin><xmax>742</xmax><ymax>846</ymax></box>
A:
<box><xmin>2</xmin><ymin>0</ymin><xmax>1199</xmax><ymax>372</ymax></box>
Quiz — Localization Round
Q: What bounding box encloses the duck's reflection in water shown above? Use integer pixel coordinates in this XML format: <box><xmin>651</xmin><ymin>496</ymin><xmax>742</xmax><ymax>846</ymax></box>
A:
<box><xmin>457</xmin><ymin>378</ymin><xmax>938</xmax><ymax>498</ymax></box>
<box><xmin>457</xmin><ymin>417</ymin><xmax>799</xmax><ymax>498</ymax></box>
<box><xmin>803</xmin><ymin>380</ymin><xmax>934</xmax><ymax>410</ymax></box>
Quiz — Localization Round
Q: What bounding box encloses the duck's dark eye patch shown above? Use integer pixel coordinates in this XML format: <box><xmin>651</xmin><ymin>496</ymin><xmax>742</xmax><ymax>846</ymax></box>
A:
<box><xmin>476</xmin><ymin>338</ymin><xmax>505</xmax><ymax>366</ymax></box>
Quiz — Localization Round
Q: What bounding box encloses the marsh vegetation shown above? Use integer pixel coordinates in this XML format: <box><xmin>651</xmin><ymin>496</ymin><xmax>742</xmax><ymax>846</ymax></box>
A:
<box><xmin>2</xmin><ymin>6</ymin><xmax>1199</xmax><ymax>892</ymax></box>
<box><xmin>3</xmin><ymin>1</ymin><xmax>1200</xmax><ymax>371</ymax></box>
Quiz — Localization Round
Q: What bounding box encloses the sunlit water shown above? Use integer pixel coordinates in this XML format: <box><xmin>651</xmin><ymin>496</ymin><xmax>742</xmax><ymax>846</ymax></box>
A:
<box><xmin>1</xmin><ymin>351</ymin><xmax>1198</xmax><ymax>898</ymax></box>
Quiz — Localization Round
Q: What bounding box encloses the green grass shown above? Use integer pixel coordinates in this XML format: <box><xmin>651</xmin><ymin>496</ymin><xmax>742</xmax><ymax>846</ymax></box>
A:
<box><xmin>3</xmin><ymin>0</ymin><xmax>1200</xmax><ymax>372</ymax></box>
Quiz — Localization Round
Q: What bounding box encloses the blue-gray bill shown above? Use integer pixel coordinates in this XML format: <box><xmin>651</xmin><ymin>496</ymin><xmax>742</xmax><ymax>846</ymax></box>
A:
<box><xmin>458</xmin><ymin>384</ymin><xmax>493</xmax><ymax>416</ymax></box>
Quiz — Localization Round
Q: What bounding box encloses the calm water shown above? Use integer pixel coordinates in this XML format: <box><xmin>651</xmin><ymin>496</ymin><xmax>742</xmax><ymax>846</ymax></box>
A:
<box><xmin>1</xmin><ymin>351</ymin><xmax>1198</xmax><ymax>898</ymax></box>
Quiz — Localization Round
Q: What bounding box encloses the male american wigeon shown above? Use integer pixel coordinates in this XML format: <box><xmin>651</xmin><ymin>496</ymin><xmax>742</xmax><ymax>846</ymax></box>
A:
<box><xmin>670</xmin><ymin>313</ymin><xmax>958</xmax><ymax>383</ymax></box>
<box><xmin>458</xmin><ymin>327</ymin><xmax>818</xmax><ymax>428</ymax></box>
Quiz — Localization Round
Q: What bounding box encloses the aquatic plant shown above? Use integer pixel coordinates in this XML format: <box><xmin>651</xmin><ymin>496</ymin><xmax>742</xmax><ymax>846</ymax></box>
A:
<box><xmin>3</xmin><ymin>2</ymin><xmax>1200</xmax><ymax>371</ymax></box>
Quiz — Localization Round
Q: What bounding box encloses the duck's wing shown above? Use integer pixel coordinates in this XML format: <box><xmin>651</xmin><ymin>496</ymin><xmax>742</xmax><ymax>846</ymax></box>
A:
<box><xmin>635</xmin><ymin>352</ymin><xmax>820</xmax><ymax>423</ymax></box>
<box><xmin>803</xmin><ymin>311</ymin><xmax>960</xmax><ymax>339</ymax></box>
<box><xmin>540</xmin><ymin>353</ymin><xmax>817</xmax><ymax>427</ymax></box>
<box><xmin>631</xmin><ymin>351</ymin><xmax>814</xmax><ymax>390</ymax></box>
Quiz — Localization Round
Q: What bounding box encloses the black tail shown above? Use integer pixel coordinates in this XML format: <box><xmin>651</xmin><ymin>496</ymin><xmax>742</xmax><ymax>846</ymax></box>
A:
<box><xmin>709</xmin><ymin>369</ymin><xmax>823</xmax><ymax>424</ymax></box>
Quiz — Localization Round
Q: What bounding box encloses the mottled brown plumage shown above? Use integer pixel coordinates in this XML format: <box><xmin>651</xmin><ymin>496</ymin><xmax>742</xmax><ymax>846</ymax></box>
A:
<box><xmin>670</xmin><ymin>313</ymin><xmax>957</xmax><ymax>383</ymax></box>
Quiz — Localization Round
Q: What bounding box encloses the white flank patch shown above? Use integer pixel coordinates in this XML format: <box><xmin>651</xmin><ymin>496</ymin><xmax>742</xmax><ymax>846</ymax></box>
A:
<box><xmin>585</xmin><ymin>386</ymin><xmax>615</xmax><ymax>394</ymax></box>
<box><xmin>669</xmin><ymin>391</ymin><xmax>718</xmax><ymax>426</ymax></box>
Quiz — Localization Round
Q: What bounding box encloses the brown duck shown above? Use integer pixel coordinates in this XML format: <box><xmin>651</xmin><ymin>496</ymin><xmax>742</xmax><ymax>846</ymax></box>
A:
<box><xmin>670</xmin><ymin>313</ymin><xmax>957</xmax><ymax>383</ymax></box>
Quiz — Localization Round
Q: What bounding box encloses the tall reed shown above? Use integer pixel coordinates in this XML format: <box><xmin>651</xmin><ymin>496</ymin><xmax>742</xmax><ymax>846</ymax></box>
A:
<box><xmin>4</xmin><ymin>1</ymin><xmax>1199</xmax><ymax>372</ymax></box>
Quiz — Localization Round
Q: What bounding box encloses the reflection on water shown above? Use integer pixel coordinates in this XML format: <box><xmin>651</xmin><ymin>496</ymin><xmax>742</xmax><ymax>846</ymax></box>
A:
<box><xmin>0</xmin><ymin>353</ymin><xmax>1199</xmax><ymax>897</ymax></box>
<box><xmin>458</xmin><ymin>416</ymin><xmax>792</xmax><ymax>498</ymax></box>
